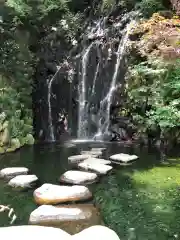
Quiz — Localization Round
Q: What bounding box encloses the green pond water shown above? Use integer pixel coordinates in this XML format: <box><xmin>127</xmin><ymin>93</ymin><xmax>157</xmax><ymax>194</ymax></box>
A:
<box><xmin>0</xmin><ymin>142</ymin><xmax>179</xmax><ymax>240</ymax></box>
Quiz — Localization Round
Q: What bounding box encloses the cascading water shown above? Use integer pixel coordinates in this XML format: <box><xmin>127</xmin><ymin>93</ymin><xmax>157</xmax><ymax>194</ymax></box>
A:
<box><xmin>95</xmin><ymin>21</ymin><xmax>135</xmax><ymax>140</ymax></box>
<box><xmin>47</xmin><ymin>68</ymin><xmax>61</xmax><ymax>142</ymax></box>
<box><xmin>76</xmin><ymin>14</ymin><xmax>136</xmax><ymax>141</ymax></box>
<box><xmin>77</xmin><ymin>42</ymin><xmax>95</xmax><ymax>138</ymax></box>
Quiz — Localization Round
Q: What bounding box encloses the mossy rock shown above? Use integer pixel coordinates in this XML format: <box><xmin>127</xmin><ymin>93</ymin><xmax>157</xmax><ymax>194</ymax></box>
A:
<box><xmin>6</xmin><ymin>147</ymin><xmax>17</xmax><ymax>153</ymax></box>
<box><xmin>11</xmin><ymin>138</ymin><xmax>21</xmax><ymax>149</ymax></box>
<box><xmin>0</xmin><ymin>147</ymin><xmax>5</xmax><ymax>154</ymax></box>
<box><xmin>0</xmin><ymin>128</ymin><xmax>10</xmax><ymax>145</ymax></box>
<box><xmin>25</xmin><ymin>134</ymin><xmax>34</xmax><ymax>145</ymax></box>
<box><xmin>2</xmin><ymin>121</ymin><xmax>8</xmax><ymax>130</ymax></box>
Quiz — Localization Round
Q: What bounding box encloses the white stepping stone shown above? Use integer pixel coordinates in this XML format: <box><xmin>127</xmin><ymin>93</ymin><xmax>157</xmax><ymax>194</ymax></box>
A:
<box><xmin>82</xmin><ymin>158</ymin><xmax>111</xmax><ymax>165</ymax></box>
<box><xmin>8</xmin><ymin>175</ymin><xmax>38</xmax><ymax>189</ymax></box>
<box><xmin>60</xmin><ymin>171</ymin><xmax>98</xmax><ymax>185</ymax></box>
<box><xmin>110</xmin><ymin>153</ymin><xmax>138</xmax><ymax>165</ymax></box>
<box><xmin>72</xmin><ymin>225</ymin><xmax>120</xmax><ymax>240</ymax></box>
<box><xmin>34</xmin><ymin>184</ymin><xmax>92</xmax><ymax>205</ymax></box>
<box><xmin>29</xmin><ymin>205</ymin><xmax>92</xmax><ymax>224</ymax></box>
<box><xmin>0</xmin><ymin>226</ymin><xmax>70</xmax><ymax>240</ymax></box>
<box><xmin>80</xmin><ymin>151</ymin><xmax>102</xmax><ymax>157</ymax></box>
<box><xmin>68</xmin><ymin>155</ymin><xmax>90</xmax><ymax>164</ymax></box>
<box><xmin>78</xmin><ymin>162</ymin><xmax>112</xmax><ymax>175</ymax></box>
<box><xmin>0</xmin><ymin>167</ymin><xmax>29</xmax><ymax>179</ymax></box>
<box><xmin>91</xmin><ymin>148</ymin><xmax>106</xmax><ymax>151</ymax></box>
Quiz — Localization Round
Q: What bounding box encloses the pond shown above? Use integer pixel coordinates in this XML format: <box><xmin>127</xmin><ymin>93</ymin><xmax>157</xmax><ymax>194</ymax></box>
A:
<box><xmin>0</xmin><ymin>141</ymin><xmax>179</xmax><ymax>240</ymax></box>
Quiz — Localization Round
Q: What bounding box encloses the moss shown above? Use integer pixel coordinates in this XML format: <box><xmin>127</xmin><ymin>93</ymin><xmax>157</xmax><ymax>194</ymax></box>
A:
<box><xmin>95</xmin><ymin>158</ymin><xmax>180</xmax><ymax>239</ymax></box>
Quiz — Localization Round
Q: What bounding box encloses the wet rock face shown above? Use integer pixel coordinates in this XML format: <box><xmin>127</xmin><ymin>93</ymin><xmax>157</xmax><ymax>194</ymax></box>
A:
<box><xmin>33</xmin><ymin>8</ymin><xmax>134</xmax><ymax>142</ymax></box>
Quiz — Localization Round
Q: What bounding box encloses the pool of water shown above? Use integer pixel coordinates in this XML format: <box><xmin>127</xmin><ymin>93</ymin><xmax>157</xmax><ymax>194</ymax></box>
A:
<box><xmin>0</xmin><ymin>141</ymin><xmax>179</xmax><ymax>239</ymax></box>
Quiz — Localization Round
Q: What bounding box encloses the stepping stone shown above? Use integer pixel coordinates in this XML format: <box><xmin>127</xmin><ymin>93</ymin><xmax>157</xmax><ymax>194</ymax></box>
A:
<box><xmin>78</xmin><ymin>162</ymin><xmax>112</xmax><ymax>175</ymax></box>
<box><xmin>68</xmin><ymin>155</ymin><xmax>90</xmax><ymax>164</ymax></box>
<box><xmin>91</xmin><ymin>148</ymin><xmax>106</xmax><ymax>151</ymax></box>
<box><xmin>0</xmin><ymin>226</ymin><xmax>70</xmax><ymax>240</ymax></box>
<box><xmin>8</xmin><ymin>175</ymin><xmax>38</xmax><ymax>189</ymax></box>
<box><xmin>82</xmin><ymin>158</ymin><xmax>111</xmax><ymax>165</ymax></box>
<box><xmin>34</xmin><ymin>184</ymin><xmax>92</xmax><ymax>205</ymax></box>
<box><xmin>29</xmin><ymin>204</ymin><xmax>102</xmax><ymax>234</ymax></box>
<box><xmin>72</xmin><ymin>225</ymin><xmax>120</xmax><ymax>240</ymax></box>
<box><xmin>0</xmin><ymin>167</ymin><xmax>29</xmax><ymax>179</ymax></box>
<box><xmin>29</xmin><ymin>205</ymin><xmax>92</xmax><ymax>224</ymax></box>
<box><xmin>80</xmin><ymin>151</ymin><xmax>102</xmax><ymax>158</ymax></box>
<box><xmin>110</xmin><ymin>153</ymin><xmax>138</xmax><ymax>165</ymax></box>
<box><xmin>60</xmin><ymin>171</ymin><xmax>98</xmax><ymax>185</ymax></box>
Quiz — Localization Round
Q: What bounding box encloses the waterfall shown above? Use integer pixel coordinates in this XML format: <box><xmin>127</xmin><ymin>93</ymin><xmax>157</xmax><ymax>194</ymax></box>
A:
<box><xmin>95</xmin><ymin>21</ymin><xmax>135</xmax><ymax>140</ymax></box>
<box><xmin>47</xmin><ymin>67</ymin><xmax>61</xmax><ymax>142</ymax></box>
<box><xmin>76</xmin><ymin>16</ymin><xmax>136</xmax><ymax>140</ymax></box>
<box><xmin>77</xmin><ymin>42</ymin><xmax>95</xmax><ymax>138</ymax></box>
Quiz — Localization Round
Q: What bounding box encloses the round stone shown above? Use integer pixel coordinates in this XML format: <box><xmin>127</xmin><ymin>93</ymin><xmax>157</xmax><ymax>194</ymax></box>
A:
<box><xmin>0</xmin><ymin>225</ymin><xmax>70</xmax><ymax>240</ymax></box>
<box><xmin>60</xmin><ymin>171</ymin><xmax>98</xmax><ymax>185</ymax></box>
<box><xmin>8</xmin><ymin>175</ymin><xmax>38</xmax><ymax>189</ymax></box>
<box><xmin>0</xmin><ymin>167</ymin><xmax>29</xmax><ymax>179</ymax></box>
<box><xmin>110</xmin><ymin>153</ymin><xmax>138</xmax><ymax>164</ymax></box>
<box><xmin>29</xmin><ymin>204</ymin><xmax>102</xmax><ymax>235</ymax></box>
<box><xmin>34</xmin><ymin>184</ymin><xmax>92</xmax><ymax>205</ymax></box>
<box><xmin>68</xmin><ymin>155</ymin><xmax>90</xmax><ymax>164</ymax></box>
<box><xmin>72</xmin><ymin>225</ymin><xmax>120</xmax><ymax>240</ymax></box>
<box><xmin>78</xmin><ymin>162</ymin><xmax>112</xmax><ymax>175</ymax></box>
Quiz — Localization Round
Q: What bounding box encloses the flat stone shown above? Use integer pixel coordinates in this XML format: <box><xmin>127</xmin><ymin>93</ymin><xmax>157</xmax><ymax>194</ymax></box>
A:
<box><xmin>34</xmin><ymin>184</ymin><xmax>92</xmax><ymax>205</ymax></box>
<box><xmin>82</xmin><ymin>158</ymin><xmax>111</xmax><ymax>165</ymax></box>
<box><xmin>80</xmin><ymin>151</ymin><xmax>102</xmax><ymax>158</ymax></box>
<box><xmin>91</xmin><ymin>148</ymin><xmax>106</xmax><ymax>151</ymax></box>
<box><xmin>0</xmin><ymin>167</ymin><xmax>29</xmax><ymax>179</ymax></box>
<box><xmin>110</xmin><ymin>153</ymin><xmax>138</xmax><ymax>164</ymax></box>
<box><xmin>60</xmin><ymin>171</ymin><xmax>98</xmax><ymax>185</ymax></box>
<box><xmin>78</xmin><ymin>162</ymin><xmax>113</xmax><ymax>175</ymax></box>
<box><xmin>72</xmin><ymin>225</ymin><xmax>120</xmax><ymax>240</ymax></box>
<box><xmin>0</xmin><ymin>226</ymin><xmax>70</xmax><ymax>240</ymax></box>
<box><xmin>29</xmin><ymin>205</ymin><xmax>91</xmax><ymax>223</ymax></box>
<box><xmin>68</xmin><ymin>155</ymin><xmax>90</xmax><ymax>164</ymax></box>
<box><xmin>29</xmin><ymin>204</ymin><xmax>102</xmax><ymax>234</ymax></box>
<box><xmin>8</xmin><ymin>175</ymin><xmax>38</xmax><ymax>189</ymax></box>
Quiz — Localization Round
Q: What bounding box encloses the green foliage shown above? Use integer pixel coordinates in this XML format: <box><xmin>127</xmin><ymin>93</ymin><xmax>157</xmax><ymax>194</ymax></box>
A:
<box><xmin>126</xmin><ymin>59</ymin><xmax>180</xmax><ymax>143</ymax></box>
<box><xmin>0</xmin><ymin>0</ymin><xmax>86</xmax><ymax>152</ymax></box>
<box><xmin>136</xmin><ymin>0</ymin><xmax>166</xmax><ymax>17</ymax></box>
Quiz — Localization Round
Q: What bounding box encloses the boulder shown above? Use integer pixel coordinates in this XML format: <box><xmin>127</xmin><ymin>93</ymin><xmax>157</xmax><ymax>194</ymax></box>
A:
<box><xmin>82</xmin><ymin>158</ymin><xmax>111</xmax><ymax>165</ymax></box>
<box><xmin>0</xmin><ymin>167</ymin><xmax>29</xmax><ymax>179</ymax></box>
<box><xmin>0</xmin><ymin>225</ymin><xmax>70</xmax><ymax>240</ymax></box>
<box><xmin>11</xmin><ymin>138</ymin><xmax>21</xmax><ymax>149</ymax></box>
<box><xmin>60</xmin><ymin>171</ymin><xmax>98</xmax><ymax>185</ymax></box>
<box><xmin>68</xmin><ymin>155</ymin><xmax>90</xmax><ymax>164</ymax></box>
<box><xmin>78</xmin><ymin>162</ymin><xmax>113</xmax><ymax>175</ymax></box>
<box><xmin>29</xmin><ymin>204</ymin><xmax>102</xmax><ymax>235</ymax></box>
<box><xmin>72</xmin><ymin>225</ymin><xmax>120</xmax><ymax>240</ymax></box>
<box><xmin>110</xmin><ymin>153</ymin><xmax>138</xmax><ymax>165</ymax></box>
<box><xmin>8</xmin><ymin>175</ymin><xmax>38</xmax><ymax>189</ymax></box>
<box><xmin>34</xmin><ymin>184</ymin><xmax>92</xmax><ymax>205</ymax></box>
